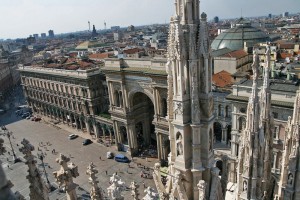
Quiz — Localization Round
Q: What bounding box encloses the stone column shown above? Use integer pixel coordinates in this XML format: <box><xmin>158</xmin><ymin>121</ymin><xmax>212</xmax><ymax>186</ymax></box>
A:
<box><xmin>113</xmin><ymin>121</ymin><xmax>121</xmax><ymax>144</ymax></box>
<box><xmin>79</xmin><ymin>119</ymin><xmax>83</xmax><ymax>131</ymax></box>
<box><xmin>86</xmin><ymin>120</ymin><xmax>91</xmax><ymax>134</ymax></box>
<box><xmin>101</xmin><ymin>128</ymin><xmax>106</xmax><ymax>141</ymax></box>
<box><xmin>222</xmin><ymin>128</ymin><xmax>227</xmax><ymax>144</ymax></box>
<box><xmin>93</xmin><ymin>124</ymin><xmax>100</xmax><ymax>138</ymax></box>
<box><xmin>126</xmin><ymin>124</ymin><xmax>133</xmax><ymax>151</ymax></box>
<box><xmin>156</xmin><ymin>132</ymin><xmax>162</xmax><ymax>161</ymax></box>
<box><xmin>108</xmin><ymin>128</ymin><xmax>113</xmax><ymax>145</ymax></box>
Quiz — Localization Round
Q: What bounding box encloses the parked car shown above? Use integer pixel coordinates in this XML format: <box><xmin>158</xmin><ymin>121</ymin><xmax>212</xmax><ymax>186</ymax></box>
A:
<box><xmin>82</xmin><ymin>139</ymin><xmax>92</xmax><ymax>145</ymax></box>
<box><xmin>22</xmin><ymin>112</ymin><xmax>30</xmax><ymax>118</ymax></box>
<box><xmin>107</xmin><ymin>152</ymin><xmax>114</xmax><ymax>159</ymax></box>
<box><xmin>114</xmin><ymin>154</ymin><xmax>130</xmax><ymax>163</ymax></box>
<box><xmin>68</xmin><ymin>134</ymin><xmax>78</xmax><ymax>140</ymax></box>
<box><xmin>26</xmin><ymin>116</ymin><xmax>31</xmax><ymax>120</ymax></box>
<box><xmin>16</xmin><ymin>110</ymin><xmax>23</xmax><ymax>115</ymax></box>
<box><xmin>34</xmin><ymin>117</ymin><xmax>41</xmax><ymax>121</ymax></box>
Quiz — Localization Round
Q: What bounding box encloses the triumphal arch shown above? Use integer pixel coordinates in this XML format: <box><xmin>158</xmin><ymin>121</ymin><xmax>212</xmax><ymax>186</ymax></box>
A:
<box><xmin>102</xmin><ymin>58</ymin><xmax>170</xmax><ymax>161</ymax></box>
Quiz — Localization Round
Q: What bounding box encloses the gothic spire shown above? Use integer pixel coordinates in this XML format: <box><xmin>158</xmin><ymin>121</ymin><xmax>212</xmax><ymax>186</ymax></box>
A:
<box><xmin>174</xmin><ymin>0</ymin><xmax>199</xmax><ymax>24</ymax></box>
<box><xmin>277</xmin><ymin>88</ymin><xmax>300</xmax><ymax>199</ymax></box>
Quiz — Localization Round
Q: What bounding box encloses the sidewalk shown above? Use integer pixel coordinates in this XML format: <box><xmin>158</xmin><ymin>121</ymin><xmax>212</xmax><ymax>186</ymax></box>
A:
<box><xmin>39</xmin><ymin>114</ymin><xmax>159</xmax><ymax>170</ymax></box>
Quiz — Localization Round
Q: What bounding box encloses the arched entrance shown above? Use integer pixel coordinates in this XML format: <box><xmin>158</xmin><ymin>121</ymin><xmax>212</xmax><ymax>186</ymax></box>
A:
<box><xmin>120</xmin><ymin>126</ymin><xmax>128</xmax><ymax>145</ymax></box>
<box><xmin>131</xmin><ymin>92</ymin><xmax>155</xmax><ymax>154</ymax></box>
<box><xmin>214</xmin><ymin>122</ymin><xmax>222</xmax><ymax>143</ymax></box>
<box><xmin>216</xmin><ymin>160</ymin><xmax>223</xmax><ymax>176</ymax></box>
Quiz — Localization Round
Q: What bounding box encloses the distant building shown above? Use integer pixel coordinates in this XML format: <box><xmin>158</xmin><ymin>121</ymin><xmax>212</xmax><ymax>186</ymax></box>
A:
<box><xmin>48</xmin><ymin>30</ymin><xmax>54</xmax><ymax>38</ymax></box>
<box><xmin>41</xmin><ymin>33</ymin><xmax>46</xmax><ymax>38</ymax></box>
<box><xmin>214</xmin><ymin>16</ymin><xmax>219</xmax><ymax>23</ymax></box>
<box><xmin>268</xmin><ymin>13</ymin><xmax>272</xmax><ymax>18</ymax></box>
<box><xmin>111</xmin><ymin>26</ymin><xmax>120</xmax><ymax>31</ymax></box>
<box><xmin>127</xmin><ymin>25</ymin><xmax>135</xmax><ymax>32</ymax></box>
<box><xmin>283</xmin><ymin>11</ymin><xmax>289</xmax><ymax>17</ymax></box>
<box><xmin>113</xmin><ymin>32</ymin><xmax>123</xmax><ymax>41</ymax></box>
<box><xmin>33</xmin><ymin>34</ymin><xmax>39</xmax><ymax>39</ymax></box>
<box><xmin>92</xmin><ymin>25</ymin><xmax>98</xmax><ymax>37</ymax></box>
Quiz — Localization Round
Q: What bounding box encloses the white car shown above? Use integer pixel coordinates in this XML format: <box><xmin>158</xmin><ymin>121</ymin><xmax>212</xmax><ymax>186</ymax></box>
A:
<box><xmin>107</xmin><ymin>152</ymin><xmax>114</xmax><ymax>159</ymax></box>
<box><xmin>68</xmin><ymin>134</ymin><xmax>78</xmax><ymax>140</ymax></box>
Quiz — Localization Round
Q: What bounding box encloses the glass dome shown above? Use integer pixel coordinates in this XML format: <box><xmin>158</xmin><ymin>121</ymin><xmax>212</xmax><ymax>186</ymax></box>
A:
<box><xmin>211</xmin><ymin>19</ymin><xmax>270</xmax><ymax>51</ymax></box>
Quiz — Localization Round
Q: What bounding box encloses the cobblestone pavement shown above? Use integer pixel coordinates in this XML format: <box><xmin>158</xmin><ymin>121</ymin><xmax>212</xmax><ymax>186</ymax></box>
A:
<box><xmin>0</xmin><ymin>110</ymin><xmax>159</xmax><ymax>200</ymax></box>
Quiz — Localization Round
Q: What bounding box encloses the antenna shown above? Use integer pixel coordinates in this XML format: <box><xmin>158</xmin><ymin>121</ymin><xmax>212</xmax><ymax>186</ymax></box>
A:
<box><xmin>88</xmin><ymin>21</ymin><xmax>91</xmax><ymax>32</ymax></box>
<box><xmin>104</xmin><ymin>21</ymin><xmax>107</xmax><ymax>30</ymax></box>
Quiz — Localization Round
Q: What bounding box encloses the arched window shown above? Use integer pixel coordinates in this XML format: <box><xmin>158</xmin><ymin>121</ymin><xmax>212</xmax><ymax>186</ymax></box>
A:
<box><xmin>114</xmin><ymin>91</ymin><xmax>120</xmax><ymax>107</ymax></box>
<box><xmin>225</xmin><ymin>106</ymin><xmax>229</xmax><ymax>117</ymax></box>
<box><xmin>218</xmin><ymin>104</ymin><xmax>222</xmax><ymax>116</ymax></box>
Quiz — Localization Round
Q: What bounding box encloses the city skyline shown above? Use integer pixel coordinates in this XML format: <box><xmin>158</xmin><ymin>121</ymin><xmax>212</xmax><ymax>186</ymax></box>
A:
<box><xmin>0</xmin><ymin>0</ymin><xmax>299</xmax><ymax>39</ymax></box>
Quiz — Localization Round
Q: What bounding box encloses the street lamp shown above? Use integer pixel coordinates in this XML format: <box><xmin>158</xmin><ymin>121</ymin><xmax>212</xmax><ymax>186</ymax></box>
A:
<box><xmin>0</xmin><ymin>126</ymin><xmax>20</xmax><ymax>163</ymax></box>
<box><xmin>37</xmin><ymin>151</ymin><xmax>55</xmax><ymax>192</ymax></box>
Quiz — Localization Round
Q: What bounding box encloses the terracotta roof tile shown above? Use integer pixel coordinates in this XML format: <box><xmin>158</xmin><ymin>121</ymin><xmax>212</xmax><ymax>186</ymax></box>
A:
<box><xmin>222</xmin><ymin>49</ymin><xmax>248</xmax><ymax>59</ymax></box>
<box><xmin>89</xmin><ymin>53</ymin><xmax>111</xmax><ymax>59</ymax></box>
<box><xmin>212</xmin><ymin>70</ymin><xmax>233</xmax><ymax>88</ymax></box>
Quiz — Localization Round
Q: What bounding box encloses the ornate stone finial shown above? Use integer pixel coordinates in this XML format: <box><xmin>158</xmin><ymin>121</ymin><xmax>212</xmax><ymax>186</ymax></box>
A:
<box><xmin>143</xmin><ymin>187</ymin><xmax>159</xmax><ymax>200</ymax></box>
<box><xmin>130</xmin><ymin>181</ymin><xmax>139</xmax><ymax>200</ymax></box>
<box><xmin>19</xmin><ymin>138</ymin><xmax>49</xmax><ymax>200</ymax></box>
<box><xmin>53</xmin><ymin>154</ymin><xmax>79</xmax><ymax>200</ymax></box>
<box><xmin>86</xmin><ymin>162</ymin><xmax>103</xmax><ymax>200</ymax></box>
<box><xmin>197</xmin><ymin>180</ymin><xmax>206</xmax><ymax>200</ymax></box>
<box><xmin>107</xmin><ymin>173</ymin><xmax>126</xmax><ymax>200</ymax></box>
<box><xmin>201</xmin><ymin>12</ymin><xmax>207</xmax><ymax>19</ymax></box>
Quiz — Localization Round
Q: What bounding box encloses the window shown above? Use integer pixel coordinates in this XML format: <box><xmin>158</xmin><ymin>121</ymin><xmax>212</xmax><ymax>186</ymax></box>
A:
<box><xmin>239</xmin><ymin>117</ymin><xmax>246</xmax><ymax>131</ymax></box>
<box><xmin>273</xmin><ymin>112</ymin><xmax>278</xmax><ymax>119</ymax></box>
<box><xmin>225</xmin><ymin>106</ymin><xmax>229</xmax><ymax>117</ymax></box>
<box><xmin>218</xmin><ymin>104</ymin><xmax>222</xmax><ymax>116</ymax></box>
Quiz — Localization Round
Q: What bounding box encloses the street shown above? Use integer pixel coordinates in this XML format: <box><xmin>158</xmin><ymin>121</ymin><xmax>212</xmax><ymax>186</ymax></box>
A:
<box><xmin>0</xmin><ymin>108</ymin><xmax>158</xmax><ymax>199</ymax></box>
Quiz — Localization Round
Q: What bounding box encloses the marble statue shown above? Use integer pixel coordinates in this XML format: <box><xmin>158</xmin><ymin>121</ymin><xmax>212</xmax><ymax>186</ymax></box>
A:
<box><xmin>107</xmin><ymin>173</ymin><xmax>125</xmax><ymax>200</ymax></box>
<box><xmin>19</xmin><ymin>138</ymin><xmax>49</xmax><ymax>200</ymax></box>
<box><xmin>86</xmin><ymin>162</ymin><xmax>103</xmax><ymax>200</ymax></box>
<box><xmin>53</xmin><ymin>154</ymin><xmax>79</xmax><ymax>200</ymax></box>
<box><xmin>143</xmin><ymin>187</ymin><xmax>159</xmax><ymax>200</ymax></box>
<box><xmin>197</xmin><ymin>180</ymin><xmax>206</xmax><ymax>200</ymax></box>
<box><xmin>129</xmin><ymin>181</ymin><xmax>139</xmax><ymax>200</ymax></box>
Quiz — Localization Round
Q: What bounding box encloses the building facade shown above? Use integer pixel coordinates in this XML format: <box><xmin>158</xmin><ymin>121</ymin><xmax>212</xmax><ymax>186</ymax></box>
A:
<box><xmin>102</xmin><ymin>58</ymin><xmax>169</xmax><ymax>160</ymax></box>
<box><xmin>18</xmin><ymin>63</ymin><xmax>114</xmax><ymax>143</ymax></box>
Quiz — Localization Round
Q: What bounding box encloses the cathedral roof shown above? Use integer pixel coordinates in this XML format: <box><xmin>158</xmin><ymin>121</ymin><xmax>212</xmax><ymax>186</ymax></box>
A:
<box><xmin>211</xmin><ymin>18</ymin><xmax>270</xmax><ymax>51</ymax></box>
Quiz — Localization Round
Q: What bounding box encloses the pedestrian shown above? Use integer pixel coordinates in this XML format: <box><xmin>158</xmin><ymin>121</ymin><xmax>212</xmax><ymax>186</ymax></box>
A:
<box><xmin>105</xmin><ymin>171</ymin><xmax>107</xmax><ymax>175</ymax></box>
<box><xmin>116</xmin><ymin>172</ymin><xmax>117</xmax><ymax>175</ymax></box>
<box><xmin>99</xmin><ymin>156</ymin><xmax>101</xmax><ymax>160</ymax></box>
<box><xmin>143</xmin><ymin>181</ymin><xmax>145</xmax><ymax>188</ymax></box>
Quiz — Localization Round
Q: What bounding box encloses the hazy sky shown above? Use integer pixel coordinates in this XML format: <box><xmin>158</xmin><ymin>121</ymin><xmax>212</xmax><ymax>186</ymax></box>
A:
<box><xmin>0</xmin><ymin>0</ymin><xmax>299</xmax><ymax>39</ymax></box>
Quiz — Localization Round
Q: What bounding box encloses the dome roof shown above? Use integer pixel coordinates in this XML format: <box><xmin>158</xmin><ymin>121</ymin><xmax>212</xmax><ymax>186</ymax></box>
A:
<box><xmin>211</xmin><ymin>18</ymin><xmax>270</xmax><ymax>51</ymax></box>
